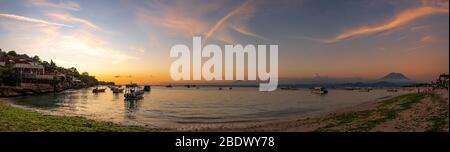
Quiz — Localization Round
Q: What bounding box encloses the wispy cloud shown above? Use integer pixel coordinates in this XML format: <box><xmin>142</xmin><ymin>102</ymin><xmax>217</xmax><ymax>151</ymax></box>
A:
<box><xmin>47</xmin><ymin>13</ymin><xmax>100</xmax><ymax>29</ymax></box>
<box><xmin>0</xmin><ymin>13</ymin><xmax>73</xmax><ymax>27</ymax></box>
<box><xmin>420</xmin><ymin>35</ymin><xmax>435</xmax><ymax>43</ymax></box>
<box><xmin>305</xmin><ymin>2</ymin><xmax>449</xmax><ymax>43</ymax></box>
<box><xmin>134</xmin><ymin>0</ymin><xmax>263</xmax><ymax>44</ymax></box>
<box><xmin>410</xmin><ymin>24</ymin><xmax>433</xmax><ymax>31</ymax></box>
<box><xmin>29</xmin><ymin>0</ymin><xmax>80</xmax><ymax>11</ymax></box>
<box><xmin>0</xmin><ymin>16</ymin><xmax>136</xmax><ymax>64</ymax></box>
<box><xmin>204</xmin><ymin>0</ymin><xmax>254</xmax><ymax>43</ymax></box>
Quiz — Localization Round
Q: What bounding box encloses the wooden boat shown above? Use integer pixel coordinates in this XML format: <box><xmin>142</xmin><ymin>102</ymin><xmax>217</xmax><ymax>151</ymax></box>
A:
<box><xmin>311</xmin><ymin>87</ymin><xmax>328</xmax><ymax>94</ymax></box>
<box><xmin>144</xmin><ymin>85</ymin><xmax>151</xmax><ymax>91</ymax></box>
<box><xmin>112</xmin><ymin>87</ymin><xmax>124</xmax><ymax>93</ymax></box>
<box><xmin>124</xmin><ymin>84</ymin><xmax>144</xmax><ymax>99</ymax></box>
<box><xmin>92</xmin><ymin>87</ymin><xmax>106</xmax><ymax>93</ymax></box>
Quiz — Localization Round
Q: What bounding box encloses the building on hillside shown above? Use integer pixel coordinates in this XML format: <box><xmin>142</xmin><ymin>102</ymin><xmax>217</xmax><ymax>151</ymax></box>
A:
<box><xmin>4</xmin><ymin>54</ymin><xmax>66</xmax><ymax>84</ymax></box>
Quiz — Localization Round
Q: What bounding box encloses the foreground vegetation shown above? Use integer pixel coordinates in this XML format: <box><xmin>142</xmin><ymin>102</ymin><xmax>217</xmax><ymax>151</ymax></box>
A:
<box><xmin>0</xmin><ymin>101</ymin><xmax>154</xmax><ymax>132</ymax></box>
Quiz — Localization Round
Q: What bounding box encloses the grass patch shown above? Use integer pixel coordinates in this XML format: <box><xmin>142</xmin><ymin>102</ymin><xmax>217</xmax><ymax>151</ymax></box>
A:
<box><xmin>315</xmin><ymin>93</ymin><xmax>429</xmax><ymax>132</ymax></box>
<box><xmin>0</xmin><ymin>101</ymin><xmax>156</xmax><ymax>132</ymax></box>
<box><xmin>426</xmin><ymin>93</ymin><xmax>449</xmax><ymax>132</ymax></box>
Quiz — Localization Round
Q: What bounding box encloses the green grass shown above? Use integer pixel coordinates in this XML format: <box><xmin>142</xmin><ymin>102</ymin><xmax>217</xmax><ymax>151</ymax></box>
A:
<box><xmin>315</xmin><ymin>93</ymin><xmax>430</xmax><ymax>132</ymax></box>
<box><xmin>0</xmin><ymin>101</ymin><xmax>155</xmax><ymax>132</ymax></box>
<box><xmin>426</xmin><ymin>93</ymin><xmax>449</xmax><ymax>132</ymax></box>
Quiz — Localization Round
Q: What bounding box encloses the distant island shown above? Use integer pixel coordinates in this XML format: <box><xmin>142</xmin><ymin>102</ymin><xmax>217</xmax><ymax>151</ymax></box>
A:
<box><xmin>0</xmin><ymin>49</ymin><xmax>114</xmax><ymax>97</ymax></box>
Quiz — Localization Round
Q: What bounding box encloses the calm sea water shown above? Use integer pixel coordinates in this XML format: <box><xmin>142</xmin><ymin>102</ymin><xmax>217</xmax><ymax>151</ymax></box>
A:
<box><xmin>4</xmin><ymin>87</ymin><xmax>412</xmax><ymax>129</ymax></box>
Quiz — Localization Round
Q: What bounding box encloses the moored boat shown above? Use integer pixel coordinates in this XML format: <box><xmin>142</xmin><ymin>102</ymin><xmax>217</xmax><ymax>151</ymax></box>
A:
<box><xmin>311</xmin><ymin>87</ymin><xmax>328</xmax><ymax>94</ymax></box>
<box><xmin>112</xmin><ymin>87</ymin><xmax>124</xmax><ymax>93</ymax></box>
<box><xmin>92</xmin><ymin>87</ymin><xmax>106</xmax><ymax>93</ymax></box>
<box><xmin>124</xmin><ymin>84</ymin><xmax>144</xmax><ymax>99</ymax></box>
<box><xmin>144</xmin><ymin>85</ymin><xmax>151</xmax><ymax>91</ymax></box>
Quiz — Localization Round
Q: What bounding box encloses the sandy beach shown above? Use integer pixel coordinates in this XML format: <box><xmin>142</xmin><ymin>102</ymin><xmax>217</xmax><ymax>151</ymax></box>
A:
<box><xmin>187</xmin><ymin>89</ymin><xmax>449</xmax><ymax>132</ymax></box>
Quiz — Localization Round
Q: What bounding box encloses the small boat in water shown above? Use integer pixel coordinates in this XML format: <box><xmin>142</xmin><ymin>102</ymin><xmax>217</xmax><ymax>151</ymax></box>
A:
<box><xmin>112</xmin><ymin>87</ymin><xmax>124</xmax><ymax>93</ymax></box>
<box><xmin>124</xmin><ymin>84</ymin><xmax>144</xmax><ymax>99</ymax></box>
<box><xmin>359</xmin><ymin>87</ymin><xmax>372</xmax><ymax>92</ymax></box>
<box><xmin>92</xmin><ymin>87</ymin><xmax>106</xmax><ymax>93</ymax></box>
<box><xmin>311</xmin><ymin>87</ymin><xmax>328</xmax><ymax>94</ymax></box>
<box><xmin>144</xmin><ymin>85</ymin><xmax>151</xmax><ymax>91</ymax></box>
<box><xmin>280</xmin><ymin>86</ymin><xmax>298</xmax><ymax>90</ymax></box>
<box><xmin>165</xmin><ymin>85</ymin><xmax>173</xmax><ymax>88</ymax></box>
<box><xmin>344</xmin><ymin>87</ymin><xmax>355</xmax><ymax>90</ymax></box>
<box><xmin>387</xmin><ymin>88</ymin><xmax>398</xmax><ymax>92</ymax></box>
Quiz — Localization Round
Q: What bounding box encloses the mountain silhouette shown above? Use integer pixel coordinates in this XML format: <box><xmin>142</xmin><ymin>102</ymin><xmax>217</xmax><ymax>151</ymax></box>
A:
<box><xmin>378</xmin><ymin>72</ymin><xmax>411</xmax><ymax>83</ymax></box>
<box><xmin>380</xmin><ymin>72</ymin><xmax>410</xmax><ymax>80</ymax></box>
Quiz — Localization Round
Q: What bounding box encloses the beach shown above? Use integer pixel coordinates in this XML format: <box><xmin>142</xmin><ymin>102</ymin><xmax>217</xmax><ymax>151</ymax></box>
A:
<box><xmin>1</xmin><ymin>89</ymin><xmax>448</xmax><ymax>132</ymax></box>
<box><xmin>195</xmin><ymin>89</ymin><xmax>449</xmax><ymax>132</ymax></box>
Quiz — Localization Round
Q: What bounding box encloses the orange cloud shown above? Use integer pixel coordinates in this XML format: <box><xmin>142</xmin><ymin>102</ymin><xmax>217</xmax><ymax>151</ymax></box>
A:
<box><xmin>326</xmin><ymin>4</ymin><xmax>448</xmax><ymax>43</ymax></box>
<box><xmin>0</xmin><ymin>13</ymin><xmax>72</xmax><ymax>27</ymax></box>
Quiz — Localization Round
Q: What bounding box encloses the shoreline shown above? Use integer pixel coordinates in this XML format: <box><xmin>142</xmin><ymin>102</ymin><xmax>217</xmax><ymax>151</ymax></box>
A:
<box><xmin>196</xmin><ymin>89</ymin><xmax>448</xmax><ymax>132</ymax></box>
<box><xmin>1</xmin><ymin>89</ymin><xmax>448</xmax><ymax>132</ymax></box>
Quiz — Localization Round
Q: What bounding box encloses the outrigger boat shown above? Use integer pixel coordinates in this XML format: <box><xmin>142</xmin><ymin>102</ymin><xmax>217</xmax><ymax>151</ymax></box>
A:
<box><xmin>124</xmin><ymin>84</ymin><xmax>144</xmax><ymax>99</ymax></box>
<box><xmin>311</xmin><ymin>87</ymin><xmax>328</xmax><ymax>94</ymax></box>
<box><xmin>92</xmin><ymin>87</ymin><xmax>106</xmax><ymax>93</ymax></box>
<box><xmin>112</xmin><ymin>87</ymin><xmax>124</xmax><ymax>93</ymax></box>
<box><xmin>144</xmin><ymin>85</ymin><xmax>151</xmax><ymax>91</ymax></box>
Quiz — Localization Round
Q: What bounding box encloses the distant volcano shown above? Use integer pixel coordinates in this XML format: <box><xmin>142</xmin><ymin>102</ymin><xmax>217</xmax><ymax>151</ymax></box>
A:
<box><xmin>379</xmin><ymin>72</ymin><xmax>411</xmax><ymax>82</ymax></box>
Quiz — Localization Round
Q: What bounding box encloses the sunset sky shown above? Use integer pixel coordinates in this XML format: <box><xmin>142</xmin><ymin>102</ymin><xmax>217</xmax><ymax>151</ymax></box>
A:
<box><xmin>0</xmin><ymin>0</ymin><xmax>448</xmax><ymax>84</ymax></box>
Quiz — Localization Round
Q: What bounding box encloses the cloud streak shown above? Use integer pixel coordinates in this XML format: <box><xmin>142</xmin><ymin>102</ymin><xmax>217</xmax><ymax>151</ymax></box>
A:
<box><xmin>230</xmin><ymin>24</ymin><xmax>270</xmax><ymax>41</ymax></box>
<box><xmin>0</xmin><ymin>13</ymin><xmax>73</xmax><ymax>27</ymax></box>
<box><xmin>29</xmin><ymin>0</ymin><xmax>80</xmax><ymax>11</ymax></box>
<box><xmin>305</xmin><ymin>3</ymin><xmax>449</xmax><ymax>43</ymax></box>
<box><xmin>47</xmin><ymin>13</ymin><xmax>100</xmax><ymax>29</ymax></box>
<box><xmin>204</xmin><ymin>0</ymin><xmax>254</xmax><ymax>43</ymax></box>
<box><xmin>134</xmin><ymin>0</ymin><xmax>263</xmax><ymax>44</ymax></box>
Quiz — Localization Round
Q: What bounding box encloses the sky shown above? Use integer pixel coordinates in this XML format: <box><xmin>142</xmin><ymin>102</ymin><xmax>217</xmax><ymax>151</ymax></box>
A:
<box><xmin>0</xmin><ymin>0</ymin><xmax>448</xmax><ymax>84</ymax></box>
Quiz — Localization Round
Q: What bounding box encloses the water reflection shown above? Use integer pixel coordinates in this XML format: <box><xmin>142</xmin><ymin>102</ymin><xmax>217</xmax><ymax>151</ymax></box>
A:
<box><xmin>4</xmin><ymin>87</ymin><xmax>413</xmax><ymax>128</ymax></box>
